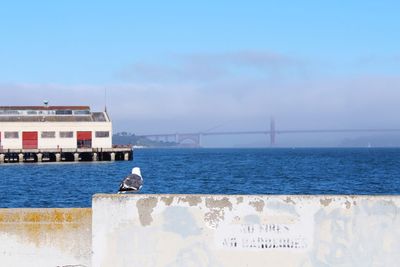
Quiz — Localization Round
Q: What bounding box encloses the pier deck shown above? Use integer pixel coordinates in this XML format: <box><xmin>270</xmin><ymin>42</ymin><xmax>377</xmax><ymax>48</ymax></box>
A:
<box><xmin>0</xmin><ymin>146</ymin><xmax>133</xmax><ymax>163</ymax></box>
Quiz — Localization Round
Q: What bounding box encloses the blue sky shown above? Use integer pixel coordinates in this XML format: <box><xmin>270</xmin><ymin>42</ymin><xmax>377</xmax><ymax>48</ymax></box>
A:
<box><xmin>0</xmin><ymin>1</ymin><xmax>399</xmax><ymax>146</ymax></box>
<box><xmin>1</xmin><ymin>1</ymin><xmax>399</xmax><ymax>83</ymax></box>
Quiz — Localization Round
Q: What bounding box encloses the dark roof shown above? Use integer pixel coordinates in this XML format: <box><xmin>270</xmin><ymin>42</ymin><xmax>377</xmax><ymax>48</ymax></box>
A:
<box><xmin>0</xmin><ymin>106</ymin><xmax>90</xmax><ymax>110</ymax></box>
<box><xmin>0</xmin><ymin>116</ymin><xmax>92</xmax><ymax>122</ymax></box>
<box><xmin>92</xmin><ymin>112</ymin><xmax>107</xmax><ymax>122</ymax></box>
<box><xmin>0</xmin><ymin>113</ymin><xmax>108</xmax><ymax>122</ymax></box>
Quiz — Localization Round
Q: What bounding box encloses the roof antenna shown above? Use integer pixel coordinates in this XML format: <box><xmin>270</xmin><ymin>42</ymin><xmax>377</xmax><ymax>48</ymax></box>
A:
<box><xmin>104</xmin><ymin>88</ymin><xmax>107</xmax><ymax>113</ymax></box>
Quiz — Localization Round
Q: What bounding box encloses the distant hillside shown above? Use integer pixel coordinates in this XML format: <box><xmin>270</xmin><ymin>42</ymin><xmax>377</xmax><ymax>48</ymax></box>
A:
<box><xmin>339</xmin><ymin>134</ymin><xmax>400</xmax><ymax>147</ymax></box>
<box><xmin>113</xmin><ymin>132</ymin><xmax>178</xmax><ymax>147</ymax></box>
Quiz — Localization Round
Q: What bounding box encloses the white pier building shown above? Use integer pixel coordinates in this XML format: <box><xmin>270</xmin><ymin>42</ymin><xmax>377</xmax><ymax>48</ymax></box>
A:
<box><xmin>0</xmin><ymin>105</ymin><xmax>132</xmax><ymax>163</ymax></box>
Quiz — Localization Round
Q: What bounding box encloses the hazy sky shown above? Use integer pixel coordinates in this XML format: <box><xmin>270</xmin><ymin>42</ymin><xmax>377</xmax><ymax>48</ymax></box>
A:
<box><xmin>0</xmin><ymin>1</ymin><xmax>399</xmax><ymax>146</ymax></box>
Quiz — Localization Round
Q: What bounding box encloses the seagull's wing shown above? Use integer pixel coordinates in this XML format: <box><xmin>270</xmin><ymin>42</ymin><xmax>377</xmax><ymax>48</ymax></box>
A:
<box><xmin>129</xmin><ymin>174</ymin><xmax>143</xmax><ymax>189</ymax></box>
<box><xmin>119</xmin><ymin>174</ymin><xmax>143</xmax><ymax>191</ymax></box>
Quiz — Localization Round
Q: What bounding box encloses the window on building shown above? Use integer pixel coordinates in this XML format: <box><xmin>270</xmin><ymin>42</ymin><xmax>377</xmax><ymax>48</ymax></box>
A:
<box><xmin>73</xmin><ymin>110</ymin><xmax>90</xmax><ymax>115</ymax></box>
<box><xmin>0</xmin><ymin>110</ymin><xmax>20</xmax><ymax>115</ymax></box>
<box><xmin>95</xmin><ymin>131</ymin><xmax>110</xmax><ymax>138</ymax></box>
<box><xmin>5</xmin><ymin>132</ymin><xmax>19</xmax><ymax>138</ymax></box>
<box><xmin>41</xmin><ymin>131</ymin><xmax>56</xmax><ymax>138</ymax></box>
<box><xmin>56</xmin><ymin>110</ymin><xmax>73</xmax><ymax>115</ymax></box>
<box><xmin>60</xmin><ymin>131</ymin><xmax>73</xmax><ymax>138</ymax></box>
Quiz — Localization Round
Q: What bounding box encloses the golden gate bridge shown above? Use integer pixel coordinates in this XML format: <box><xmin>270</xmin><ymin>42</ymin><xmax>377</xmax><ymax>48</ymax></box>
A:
<box><xmin>137</xmin><ymin>119</ymin><xmax>400</xmax><ymax>147</ymax></box>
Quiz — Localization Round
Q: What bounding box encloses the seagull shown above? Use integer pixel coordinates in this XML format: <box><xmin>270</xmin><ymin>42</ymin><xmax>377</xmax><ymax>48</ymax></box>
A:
<box><xmin>118</xmin><ymin>167</ymin><xmax>143</xmax><ymax>193</ymax></box>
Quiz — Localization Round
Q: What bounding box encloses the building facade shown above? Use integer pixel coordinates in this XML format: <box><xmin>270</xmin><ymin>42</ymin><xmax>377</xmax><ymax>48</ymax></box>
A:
<box><xmin>0</xmin><ymin>106</ymin><xmax>112</xmax><ymax>150</ymax></box>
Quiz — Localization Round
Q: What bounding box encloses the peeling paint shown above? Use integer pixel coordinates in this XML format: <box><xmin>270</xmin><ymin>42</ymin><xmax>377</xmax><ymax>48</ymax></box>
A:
<box><xmin>161</xmin><ymin>196</ymin><xmax>174</xmax><ymax>206</ymax></box>
<box><xmin>320</xmin><ymin>198</ymin><xmax>333</xmax><ymax>207</ymax></box>
<box><xmin>136</xmin><ymin>197</ymin><xmax>158</xmax><ymax>226</ymax></box>
<box><xmin>179</xmin><ymin>196</ymin><xmax>202</xmax><ymax>206</ymax></box>
<box><xmin>249</xmin><ymin>199</ymin><xmax>265</xmax><ymax>212</ymax></box>
<box><xmin>204</xmin><ymin>197</ymin><xmax>233</xmax><ymax>228</ymax></box>
<box><xmin>93</xmin><ymin>194</ymin><xmax>400</xmax><ymax>267</ymax></box>
<box><xmin>204</xmin><ymin>209</ymin><xmax>225</xmax><ymax>228</ymax></box>
<box><xmin>205</xmin><ymin>197</ymin><xmax>233</xmax><ymax>210</ymax></box>
<box><xmin>284</xmin><ymin>197</ymin><xmax>296</xmax><ymax>205</ymax></box>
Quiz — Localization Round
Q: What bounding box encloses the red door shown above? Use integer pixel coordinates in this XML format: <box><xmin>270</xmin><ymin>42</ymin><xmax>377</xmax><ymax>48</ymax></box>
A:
<box><xmin>23</xmin><ymin>132</ymin><xmax>38</xmax><ymax>149</ymax></box>
<box><xmin>77</xmin><ymin>131</ymin><xmax>92</xmax><ymax>148</ymax></box>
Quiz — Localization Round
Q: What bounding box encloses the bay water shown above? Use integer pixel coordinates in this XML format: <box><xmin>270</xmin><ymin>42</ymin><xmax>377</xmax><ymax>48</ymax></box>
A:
<box><xmin>1</xmin><ymin>148</ymin><xmax>399</xmax><ymax>208</ymax></box>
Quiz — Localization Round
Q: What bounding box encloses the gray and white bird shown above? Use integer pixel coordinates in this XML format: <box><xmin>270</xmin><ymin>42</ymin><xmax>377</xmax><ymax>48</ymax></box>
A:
<box><xmin>118</xmin><ymin>167</ymin><xmax>143</xmax><ymax>193</ymax></box>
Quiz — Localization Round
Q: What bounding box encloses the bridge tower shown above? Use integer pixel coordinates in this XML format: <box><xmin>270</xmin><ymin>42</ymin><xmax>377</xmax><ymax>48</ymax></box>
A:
<box><xmin>270</xmin><ymin>117</ymin><xmax>276</xmax><ymax>146</ymax></box>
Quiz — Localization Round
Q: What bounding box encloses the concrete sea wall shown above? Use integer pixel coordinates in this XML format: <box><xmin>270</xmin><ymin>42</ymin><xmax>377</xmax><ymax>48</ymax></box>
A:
<box><xmin>0</xmin><ymin>208</ymin><xmax>91</xmax><ymax>267</ymax></box>
<box><xmin>1</xmin><ymin>195</ymin><xmax>399</xmax><ymax>266</ymax></box>
<box><xmin>93</xmin><ymin>194</ymin><xmax>400</xmax><ymax>267</ymax></box>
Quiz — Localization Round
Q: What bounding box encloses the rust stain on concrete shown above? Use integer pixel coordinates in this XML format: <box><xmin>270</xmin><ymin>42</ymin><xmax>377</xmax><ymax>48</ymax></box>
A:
<box><xmin>320</xmin><ymin>198</ymin><xmax>333</xmax><ymax>207</ymax></box>
<box><xmin>136</xmin><ymin>197</ymin><xmax>158</xmax><ymax>226</ymax></box>
<box><xmin>0</xmin><ymin>208</ymin><xmax>91</xmax><ymax>248</ymax></box>
<box><xmin>0</xmin><ymin>212</ymin><xmax>20</xmax><ymax>223</ymax></box>
<box><xmin>179</xmin><ymin>196</ymin><xmax>202</xmax><ymax>206</ymax></box>
<box><xmin>249</xmin><ymin>199</ymin><xmax>265</xmax><ymax>212</ymax></box>
<box><xmin>0</xmin><ymin>209</ymin><xmax>91</xmax><ymax>224</ymax></box>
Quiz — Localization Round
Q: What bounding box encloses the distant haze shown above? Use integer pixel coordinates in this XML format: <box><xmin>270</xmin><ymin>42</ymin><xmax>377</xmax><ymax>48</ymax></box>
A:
<box><xmin>0</xmin><ymin>1</ymin><xmax>399</xmax><ymax>147</ymax></box>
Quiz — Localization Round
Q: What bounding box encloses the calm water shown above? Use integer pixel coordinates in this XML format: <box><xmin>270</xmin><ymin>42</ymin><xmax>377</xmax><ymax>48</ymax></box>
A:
<box><xmin>1</xmin><ymin>148</ymin><xmax>400</xmax><ymax>208</ymax></box>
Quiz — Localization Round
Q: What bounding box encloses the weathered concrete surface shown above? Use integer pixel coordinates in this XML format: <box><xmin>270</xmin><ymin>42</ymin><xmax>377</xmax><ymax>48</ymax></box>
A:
<box><xmin>0</xmin><ymin>208</ymin><xmax>91</xmax><ymax>267</ymax></box>
<box><xmin>93</xmin><ymin>194</ymin><xmax>400</xmax><ymax>267</ymax></box>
